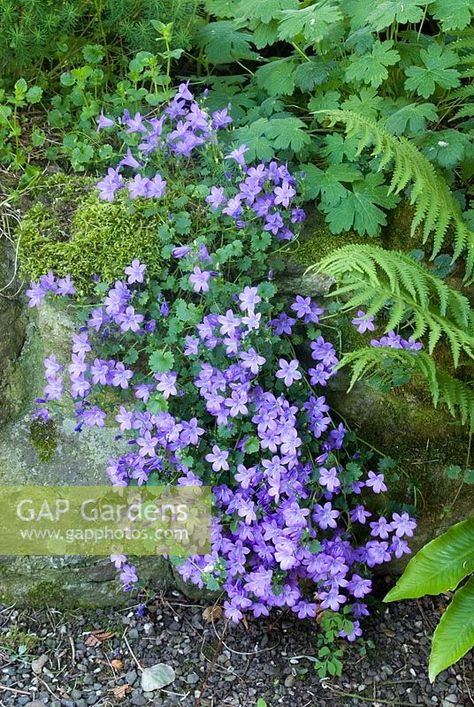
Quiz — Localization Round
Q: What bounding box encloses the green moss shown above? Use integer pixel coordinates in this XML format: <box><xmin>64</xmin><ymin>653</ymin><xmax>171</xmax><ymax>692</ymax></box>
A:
<box><xmin>287</xmin><ymin>212</ymin><xmax>365</xmax><ymax>267</ymax></box>
<box><xmin>23</xmin><ymin>580</ymin><xmax>65</xmax><ymax>607</ymax></box>
<box><xmin>18</xmin><ymin>173</ymin><xmax>165</xmax><ymax>292</ymax></box>
<box><xmin>30</xmin><ymin>418</ymin><xmax>58</xmax><ymax>463</ymax></box>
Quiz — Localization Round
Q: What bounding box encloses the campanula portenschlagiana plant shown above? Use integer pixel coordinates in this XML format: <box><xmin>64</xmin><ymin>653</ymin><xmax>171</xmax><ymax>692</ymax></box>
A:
<box><xmin>27</xmin><ymin>86</ymin><xmax>416</xmax><ymax>677</ymax></box>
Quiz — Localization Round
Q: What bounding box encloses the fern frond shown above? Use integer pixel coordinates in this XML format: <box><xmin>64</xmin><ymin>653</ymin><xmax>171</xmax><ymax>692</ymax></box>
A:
<box><xmin>314</xmin><ymin>110</ymin><xmax>474</xmax><ymax>280</ymax></box>
<box><xmin>337</xmin><ymin>347</ymin><xmax>474</xmax><ymax>429</ymax></box>
<box><xmin>311</xmin><ymin>244</ymin><xmax>474</xmax><ymax>365</ymax></box>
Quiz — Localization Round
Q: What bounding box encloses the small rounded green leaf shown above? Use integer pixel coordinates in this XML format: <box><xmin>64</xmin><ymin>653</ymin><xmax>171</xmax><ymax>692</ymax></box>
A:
<box><xmin>429</xmin><ymin>575</ymin><xmax>474</xmax><ymax>682</ymax></box>
<box><xmin>384</xmin><ymin>517</ymin><xmax>474</xmax><ymax>602</ymax></box>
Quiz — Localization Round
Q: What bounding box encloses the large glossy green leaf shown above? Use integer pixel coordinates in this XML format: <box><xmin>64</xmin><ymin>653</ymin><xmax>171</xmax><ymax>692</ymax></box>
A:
<box><xmin>384</xmin><ymin>517</ymin><xmax>474</xmax><ymax>601</ymax></box>
<box><xmin>429</xmin><ymin>575</ymin><xmax>474</xmax><ymax>682</ymax></box>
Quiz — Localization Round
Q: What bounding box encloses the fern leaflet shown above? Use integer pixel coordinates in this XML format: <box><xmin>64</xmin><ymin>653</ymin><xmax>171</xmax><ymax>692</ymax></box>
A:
<box><xmin>310</xmin><ymin>244</ymin><xmax>474</xmax><ymax>366</ymax></box>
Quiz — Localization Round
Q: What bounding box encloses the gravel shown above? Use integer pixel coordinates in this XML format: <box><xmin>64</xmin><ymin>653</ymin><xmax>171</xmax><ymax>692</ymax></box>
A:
<box><xmin>0</xmin><ymin>586</ymin><xmax>472</xmax><ymax>707</ymax></box>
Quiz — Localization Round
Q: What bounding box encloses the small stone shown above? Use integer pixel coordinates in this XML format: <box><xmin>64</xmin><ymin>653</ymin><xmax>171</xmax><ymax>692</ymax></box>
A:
<box><xmin>31</xmin><ymin>655</ymin><xmax>49</xmax><ymax>675</ymax></box>
<box><xmin>128</xmin><ymin>628</ymin><xmax>139</xmax><ymax>639</ymax></box>
<box><xmin>125</xmin><ymin>669</ymin><xmax>138</xmax><ymax>686</ymax></box>
<box><xmin>186</xmin><ymin>672</ymin><xmax>200</xmax><ymax>685</ymax></box>
<box><xmin>284</xmin><ymin>675</ymin><xmax>295</xmax><ymax>688</ymax></box>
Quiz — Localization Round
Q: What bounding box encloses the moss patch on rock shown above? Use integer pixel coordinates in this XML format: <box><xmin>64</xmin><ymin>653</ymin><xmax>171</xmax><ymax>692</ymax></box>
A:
<box><xmin>287</xmin><ymin>210</ymin><xmax>365</xmax><ymax>268</ymax></box>
<box><xmin>30</xmin><ymin>418</ymin><xmax>58</xmax><ymax>463</ymax></box>
<box><xmin>17</xmin><ymin>173</ymin><xmax>165</xmax><ymax>292</ymax></box>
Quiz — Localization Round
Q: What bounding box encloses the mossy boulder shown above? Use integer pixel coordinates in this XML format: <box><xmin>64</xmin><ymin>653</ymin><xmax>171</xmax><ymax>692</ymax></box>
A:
<box><xmin>0</xmin><ymin>230</ymin><xmax>27</xmax><ymax>427</ymax></box>
<box><xmin>17</xmin><ymin>173</ymin><xmax>165</xmax><ymax>292</ymax></box>
<box><xmin>0</xmin><ymin>298</ymin><xmax>212</xmax><ymax>606</ymax></box>
<box><xmin>326</xmin><ymin>372</ymin><xmax>474</xmax><ymax>568</ymax></box>
<box><xmin>0</xmin><ymin>556</ymin><xmax>174</xmax><ymax>608</ymax></box>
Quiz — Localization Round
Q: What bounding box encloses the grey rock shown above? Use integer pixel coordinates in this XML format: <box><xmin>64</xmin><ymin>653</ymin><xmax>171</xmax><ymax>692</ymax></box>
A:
<box><xmin>126</xmin><ymin>669</ymin><xmax>138</xmax><ymax>686</ymax></box>
<box><xmin>31</xmin><ymin>654</ymin><xmax>48</xmax><ymax>675</ymax></box>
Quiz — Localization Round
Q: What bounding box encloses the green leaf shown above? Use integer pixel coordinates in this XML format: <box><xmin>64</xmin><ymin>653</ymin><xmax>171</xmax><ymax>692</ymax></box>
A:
<box><xmin>235</xmin><ymin>0</ymin><xmax>297</xmax><ymax>23</ymax></box>
<box><xmin>244</xmin><ymin>436</ymin><xmax>260</xmax><ymax>454</ymax></box>
<box><xmin>265</xmin><ymin>116</ymin><xmax>311</xmax><ymax>152</ymax></box>
<box><xmin>384</xmin><ymin>517</ymin><xmax>474</xmax><ymax>601</ymax></box>
<box><xmin>429</xmin><ymin>575</ymin><xmax>474</xmax><ymax>682</ymax></box>
<box><xmin>302</xmin><ymin>163</ymin><xmax>361</xmax><ymax>204</ymax></box>
<box><xmin>447</xmin><ymin>464</ymin><xmax>462</xmax><ymax>480</ymax></box>
<box><xmin>149</xmin><ymin>349</ymin><xmax>175</xmax><ymax>373</ymax></box>
<box><xmin>345</xmin><ymin>40</ymin><xmax>400</xmax><ymax>88</ymax></box>
<box><xmin>404</xmin><ymin>44</ymin><xmax>460</xmax><ymax>98</ymax></box>
<box><xmin>253</xmin><ymin>20</ymin><xmax>280</xmax><ymax>48</ymax></box>
<box><xmin>205</xmin><ymin>0</ymin><xmax>241</xmax><ymax>16</ymax></box>
<box><xmin>341</xmin><ymin>88</ymin><xmax>384</xmax><ymax>121</ymax></box>
<box><xmin>82</xmin><ymin>44</ymin><xmax>105</xmax><ymax>64</ymax></box>
<box><xmin>294</xmin><ymin>58</ymin><xmax>331</xmax><ymax>91</ymax></box>
<box><xmin>464</xmin><ymin>469</ymin><xmax>474</xmax><ymax>485</ymax></box>
<box><xmin>384</xmin><ymin>102</ymin><xmax>438</xmax><ymax>135</ymax></box>
<box><xmin>368</xmin><ymin>0</ymin><xmax>425</xmax><ymax>30</ymax></box>
<box><xmin>173</xmin><ymin>211</ymin><xmax>191</xmax><ymax>235</ymax></box>
<box><xmin>322</xmin><ymin>173</ymin><xmax>397</xmax><ymax>235</ymax></box>
<box><xmin>175</xmin><ymin>299</ymin><xmax>201</xmax><ymax>324</ymax></box>
<box><xmin>254</xmin><ymin>58</ymin><xmax>298</xmax><ymax>96</ymax></box>
<box><xmin>196</xmin><ymin>21</ymin><xmax>258</xmax><ymax>64</ymax></box>
<box><xmin>234</xmin><ymin>115</ymin><xmax>309</xmax><ymax>159</ymax></box>
<box><xmin>146</xmin><ymin>393</ymin><xmax>168</xmax><ymax>414</ymax></box>
<box><xmin>320</xmin><ymin>134</ymin><xmax>359</xmax><ymax>164</ymax></box>
<box><xmin>278</xmin><ymin>3</ymin><xmax>342</xmax><ymax>44</ymax></box>
<box><xmin>123</xmin><ymin>348</ymin><xmax>139</xmax><ymax>365</ymax></box>
<box><xmin>430</xmin><ymin>0</ymin><xmax>474</xmax><ymax>30</ymax></box>
<box><xmin>14</xmin><ymin>78</ymin><xmax>27</xmax><ymax>97</ymax></box>
<box><xmin>422</xmin><ymin>129</ymin><xmax>472</xmax><ymax>169</ymax></box>
<box><xmin>308</xmin><ymin>90</ymin><xmax>341</xmax><ymax>112</ymax></box>
<box><xmin>233</xmin><ymin>121</ymin><xmax>273</xmax><ymax>160</ymax></box>
<box><xmin>60</xmin><ymin>72</ymin><xmax>75</xmax><ymax>87</ymax></box>
<box><xmin>26</xmin><ymin>86</ymin><xmax>43</xmax><ymax>104</ymax></box>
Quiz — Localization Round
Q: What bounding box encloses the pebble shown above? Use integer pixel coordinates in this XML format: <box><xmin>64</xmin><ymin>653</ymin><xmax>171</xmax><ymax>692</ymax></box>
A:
<box><xmin>126</xmin><ymin>669</ymin><xmax>138</xmax><ymax>685</ymax></box>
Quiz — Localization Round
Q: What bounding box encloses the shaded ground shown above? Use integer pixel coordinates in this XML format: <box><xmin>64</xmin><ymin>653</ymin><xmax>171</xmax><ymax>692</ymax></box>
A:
<box><xmin>0</xmin><ymin>588</ymin><xmax>472</xmax><ymax>707</ymax></box>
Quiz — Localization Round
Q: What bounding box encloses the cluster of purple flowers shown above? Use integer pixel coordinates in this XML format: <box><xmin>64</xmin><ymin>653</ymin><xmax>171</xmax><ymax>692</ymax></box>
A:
<box><xmin>96</xmin><ymin>83</ymin><xmax>233</xmax><ymax>203</ymax></box>
<box><xmin>206</xmin><ymin>157</ymin><xmax>304</xmax><ymax>242</ymax></box>
<box><xmin>351</xmin><ymin>310</ymin><xmax>422</xmax><ymax>351</ymax></box>
<box><xmin>26</xmin><ymin>271</ymin><xmax>75</xmax><ymax>307</ymax></box>
<box><xmin>32</xmin><ymin>254</ymin><xmax>416</xmax><ymax>638</ymax></box>
<box><xmin>96</xmin><ymin>84</ymin><xmax>304</xmax><ymax>245</ymax></box>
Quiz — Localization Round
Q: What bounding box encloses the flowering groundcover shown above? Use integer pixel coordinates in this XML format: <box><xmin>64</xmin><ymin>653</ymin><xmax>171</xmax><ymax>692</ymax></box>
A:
<box><xmin>27</xmin><ymin>86</ymin><xmax>416</xmax><ymax>675</ymax></box>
